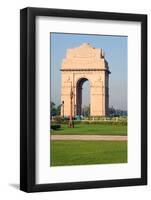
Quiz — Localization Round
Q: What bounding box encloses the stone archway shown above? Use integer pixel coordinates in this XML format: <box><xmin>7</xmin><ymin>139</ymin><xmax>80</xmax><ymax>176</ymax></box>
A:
<box><xmin>76</xmin><ymin>77</ymin><xmax>89</xmax><ymax>116</ymax></box>
<box><xmin>60</xmin><ymin>43</ymin><xmax>111</xmax><ymax>117</ymax></box>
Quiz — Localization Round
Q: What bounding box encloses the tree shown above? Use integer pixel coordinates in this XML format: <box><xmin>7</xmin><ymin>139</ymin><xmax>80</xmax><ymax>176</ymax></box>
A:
<box><xmin>82</xmin><ymin>104</ymin><xmax>90</xmax><ymax>117</ymax></box>
<box><xmin>51</xmin><ymin>101</ymin><xmax>57</xmax><ymax>117</ymax></box>
<box><xmin>56</xmin><ymin>104</ymin><xmax>61</xmax><ymax>116</ymax></box>
<box><xmin>108</xmin><ymin>106</ymin><xmax>127</xmax><ymax>116</ymax></box>
<box><xmin>108</xmin><ymin>106</ymin><xmax>116</xmax><ymax>116</ymax></box>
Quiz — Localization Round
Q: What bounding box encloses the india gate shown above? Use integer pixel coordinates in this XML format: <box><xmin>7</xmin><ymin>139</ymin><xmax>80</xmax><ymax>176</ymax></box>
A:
<box><xmin>61</xmin><ymin>43</ymin><xmax>111</xmax><ymax>117</ymax></box>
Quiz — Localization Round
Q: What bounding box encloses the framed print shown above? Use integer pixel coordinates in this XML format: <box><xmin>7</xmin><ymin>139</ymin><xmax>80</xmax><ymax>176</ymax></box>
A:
<box><xmin>20</xmin><ymin>7</ymin><xmax>147</xmax><ymax>192</ymax></box>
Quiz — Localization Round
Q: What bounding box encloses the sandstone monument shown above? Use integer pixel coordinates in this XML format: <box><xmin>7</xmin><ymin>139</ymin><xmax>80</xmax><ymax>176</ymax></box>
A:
<box><xmin>60</xmin><ymin>43</ymin><xmax>111</xmax><ymax>117</ymax></box>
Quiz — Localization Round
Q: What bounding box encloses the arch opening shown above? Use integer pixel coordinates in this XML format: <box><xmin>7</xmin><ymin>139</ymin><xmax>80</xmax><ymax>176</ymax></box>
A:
<box><xmin>76</xmin><ymin>78</ymin><xmax>90</xmax><ymax>116</ymax></box>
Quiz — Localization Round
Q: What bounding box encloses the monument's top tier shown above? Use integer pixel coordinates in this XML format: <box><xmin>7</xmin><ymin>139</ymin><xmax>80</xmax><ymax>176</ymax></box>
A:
<box><xmin>61</xmin><ymin>43</ymin><xmax>109</xmax><ymax>71</ymax></box>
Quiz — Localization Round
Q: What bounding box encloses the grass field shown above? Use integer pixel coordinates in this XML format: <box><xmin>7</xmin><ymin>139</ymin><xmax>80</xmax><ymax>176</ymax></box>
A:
<box><xmin>51</xmin><ymin>124</ymin><xmax>127</xmax><ymax>135</ymax></box>
<box><xmin>50</xmin><ymin>140</ymin><xmax>127</xmax><ymax>166</ymax></box>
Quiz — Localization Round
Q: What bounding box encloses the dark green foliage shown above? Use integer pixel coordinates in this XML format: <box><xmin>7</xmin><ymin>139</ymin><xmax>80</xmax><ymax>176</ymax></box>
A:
<box><xmin>51</xmin><ymin>124</ymin><xmax>61</xmax><ymax>130</ymax></box>
<box><xmin>51</xmin><ymin>101</ymin><xmax>61</xmax><ymax>117</ymax></box>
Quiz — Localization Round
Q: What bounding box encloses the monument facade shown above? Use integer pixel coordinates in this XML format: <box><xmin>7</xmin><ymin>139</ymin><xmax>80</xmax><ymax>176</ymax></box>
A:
<box><xmin>60</xmin><ymin>43</ymin><xmax>111</xmax><ymax>117</ymax></box>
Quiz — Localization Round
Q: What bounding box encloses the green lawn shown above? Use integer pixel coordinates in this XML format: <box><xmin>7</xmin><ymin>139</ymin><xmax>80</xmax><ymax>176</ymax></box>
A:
<box><xmin>50</xmin><ymin>140</ymin><xmax>127</xmax><ymax>166</ymax></box>
<box><xmin>51</xmin><ymin>124</ymin><xmax>127</xmax><ymax>135</ymax></box>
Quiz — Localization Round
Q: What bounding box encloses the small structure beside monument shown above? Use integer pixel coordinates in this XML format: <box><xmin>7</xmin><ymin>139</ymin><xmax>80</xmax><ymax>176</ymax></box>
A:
<box><xmin>60</xmin><ymin>43</ymin><xmax>111</xmax><ymax>117</ymax></box>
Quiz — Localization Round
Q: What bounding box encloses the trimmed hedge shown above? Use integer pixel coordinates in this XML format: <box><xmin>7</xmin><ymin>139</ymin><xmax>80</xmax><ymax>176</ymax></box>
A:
<box><xmin>52</xmin><ymin>120</ymin><xmax>127</xmax><ymax>126</ymax></box>
<box><xmin>51</xmin><ymin>124</ymin><xmax>61</xmax><ymax>130</ymax></box>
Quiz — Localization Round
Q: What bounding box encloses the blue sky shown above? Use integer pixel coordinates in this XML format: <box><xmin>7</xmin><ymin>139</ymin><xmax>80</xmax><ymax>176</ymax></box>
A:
<box><xmin>50</xmin><ymin>33</ymin><xmax>127</xmax><ymax>110</ymax></box>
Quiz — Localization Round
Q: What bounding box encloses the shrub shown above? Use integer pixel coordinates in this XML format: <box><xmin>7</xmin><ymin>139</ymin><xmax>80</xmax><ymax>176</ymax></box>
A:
<box><xmin>88</xmin><ymin>121</ymin><xmax>127</xmax><ymax>125</ymax></box>
<box><xmin>51</xmin><ymin>124</ymin><xmax>61</xmax><ymax>130</ymax></box>
<box><xmin>51</xmin><ymin>116</ymin><xmax>127</xmax><ymax>126</ymax></box>
<box><xmin>52</xmin><ymin>116</ymin><xmax>64</xmax><ymax>124</ymax></box>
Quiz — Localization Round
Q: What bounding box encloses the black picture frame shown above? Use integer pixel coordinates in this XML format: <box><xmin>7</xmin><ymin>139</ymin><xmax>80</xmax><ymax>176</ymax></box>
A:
<box><xmin>20</xmin><ymin>7</ymin><xmax>147</xmax><ymax>192</ymax></box>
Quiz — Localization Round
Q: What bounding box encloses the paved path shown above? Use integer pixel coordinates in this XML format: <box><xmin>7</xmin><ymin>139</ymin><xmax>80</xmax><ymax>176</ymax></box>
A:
<box><xmin>51</xmin><ymin>135</ymin><xmax>127</xmax><ymax>141</ymax></box>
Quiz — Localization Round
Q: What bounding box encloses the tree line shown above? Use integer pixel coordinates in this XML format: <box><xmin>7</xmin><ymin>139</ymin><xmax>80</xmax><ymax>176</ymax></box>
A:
<box><xmin>51</xmin><ymin>101</ymin><xmax>127</xmax><ymax>117</ymax></box>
